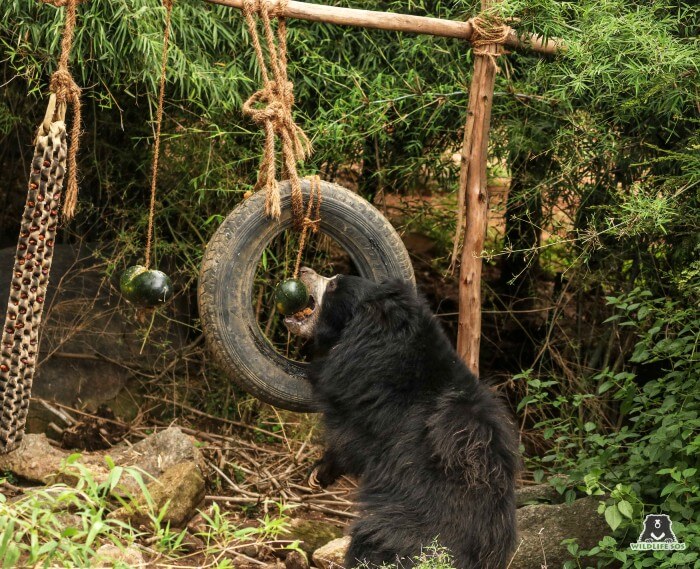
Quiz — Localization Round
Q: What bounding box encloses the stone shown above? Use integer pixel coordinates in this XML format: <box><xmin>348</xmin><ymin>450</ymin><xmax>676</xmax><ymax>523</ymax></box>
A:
<box><xmin>0</xmin><ymin>433</ymin><xmax>110</xmax><ymax>485</ymax></box>
<box><xmin>508</xmin><ymin>495</ymin><xmax>608</xmax><ymax>569</ymax></box>
<box><xmin>0</xmin><ymin>427</ymin><xmax>204</xmax><ymax>497</ymax></box>
<box><xmin>285</xmin><ymin>549</ymin><xmax>310</xmax><ymax>569</ymax></box>
<box><xmin>515</xmin><ymin>476</ymin><xmax>569</xmax><ymax>507</ymax></box>
<box><xmin>94</xmin><ymin>544</ymin><xmax>145</xmax><ymax>567</ymax></box>
<box><xmin>283</xmin><ymin>519</ymin><xmax>344</xmax><ymax>556</ymax></box>
<box><xmin>312</xmin><ymin>536</ymin><xmax>350</xmax><ymax>569</ymax></box>
<box><xmin>109</xmin><ymin>426</ymin><xmax>204</xmax><ymax>479</ymax></box>
<box><xmin>110</xmin><ymin>461</ymin><xmax>206</xmax><ymax>528</ymax></box>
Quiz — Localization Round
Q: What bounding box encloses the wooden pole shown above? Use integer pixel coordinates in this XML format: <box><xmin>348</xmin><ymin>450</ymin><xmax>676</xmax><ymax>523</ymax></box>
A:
<box><xmin>204</xmin><ymin>0</ymin><xmax>564</xmax><ymax>55</ymax></box>
<box><xmin>455</xmin><ymin>3</ymin><xmax>500</xmax><ymax>377</ymax></box>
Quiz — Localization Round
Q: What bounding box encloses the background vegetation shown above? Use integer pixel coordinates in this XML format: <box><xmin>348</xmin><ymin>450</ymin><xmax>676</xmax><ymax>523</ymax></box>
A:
<box><xmin>1</xmin><ymin>0</ymin><xmax>698</xmax><ymax>567</ymax></box>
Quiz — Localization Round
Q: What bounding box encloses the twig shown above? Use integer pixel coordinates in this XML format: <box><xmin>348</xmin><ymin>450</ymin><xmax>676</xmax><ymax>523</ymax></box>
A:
<box><xmin>538</xmin><ymin>528</ymin><xmax>547</xmax><ymax>569</ymax></box>
<box><xmin>301</xmin><ymin>503</ymin><xmax>358</xmax><ymax>518</ymax></box>
<box><xmin>205</xmin><ymin>495</ymin><xmax>261</xmax><ymax>505</ymax></box>
<box><xmin>143</xmin><ymin>395</ymin><xmax>288</xmax><ymax>442</ymax></box>
<box><xmin>31</xmin><ymin>398</ymin><xmax>135</xmax><ymax>432</ymax></box>
<box><xmin>38</xmin><ymin>399</ymin><xmax>76</xmax><ymax>425</ymax></box>
<box><xmin>208</xmin><ymin>462</ymin><xmax>261</xmax><ymax>498</ymax></box>
<box><xmin>505</xmin><ymin>538</ymin><xmax>524</xmax><ymax>569</ymax></box>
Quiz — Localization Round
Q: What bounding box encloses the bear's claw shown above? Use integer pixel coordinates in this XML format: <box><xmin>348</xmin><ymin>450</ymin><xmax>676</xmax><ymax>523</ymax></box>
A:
<box><xmin>308</xmin><ymin>467</ymin><xmax>322</xmax><ymax>490</ymax></box>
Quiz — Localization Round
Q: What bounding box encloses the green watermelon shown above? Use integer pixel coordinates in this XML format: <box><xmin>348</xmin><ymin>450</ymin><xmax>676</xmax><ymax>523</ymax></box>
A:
<box><xmin>120</xmin><ymin>265</ymin><xmax>173</xmax><ymax>307</ymax></box>
<box><xmin>120</xmin><ymin>265</ymin><xmax>148</xmax><ymax>302</ymax></box>
<box><xmin>274</xmin><ymin>279</ymin><xmax>309</xmax><ymax>315</ymax></box>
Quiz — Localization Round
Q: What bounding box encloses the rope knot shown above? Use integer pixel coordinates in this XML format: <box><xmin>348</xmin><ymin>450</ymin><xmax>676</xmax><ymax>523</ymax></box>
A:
<box><xmin>302</xmin><ymin>215</ymin><xmax>321</xmax><ymax>233</ymax></box>
<box><xmin>50</xmin><ymin>69</ymin><xmax>81</xmax><ymax>104</ymax></box>
<box><xmin>243</xmin><ymin>80</ymin><xmax>294</xmax><ymax>126</ymax></box>
<box><xmin>242</xmin><ymin>0</ymin><xmax>311</xmax><ymax>227</ymax></box>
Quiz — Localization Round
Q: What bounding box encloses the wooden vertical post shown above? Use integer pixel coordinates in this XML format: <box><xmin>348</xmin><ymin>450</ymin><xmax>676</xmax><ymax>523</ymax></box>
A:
<box><xmin>455</xmin><ymin>1</ymin><xmax>500</xmax><ymax>377</ymax></box>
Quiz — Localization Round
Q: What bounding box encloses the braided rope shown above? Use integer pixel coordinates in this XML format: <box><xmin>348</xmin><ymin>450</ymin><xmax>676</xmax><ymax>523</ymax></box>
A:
<box><xmin>241</xmin><ymin>0</ymin><xmax>311</xmax><ymax>230</ymax></box>
<box><xmin>41</xmin><ymin>0</ymin><xmax>83</xmax><ymax>220</ymax></box>
<box><xmin>145</xmin><ymin>0</ymin><xmax>174</xmax><ymax>269</ymax></box>
<box><xmin>293</xmin><ymin>176</ymin><xmax>322</xmax><ymax>279</ymax></box>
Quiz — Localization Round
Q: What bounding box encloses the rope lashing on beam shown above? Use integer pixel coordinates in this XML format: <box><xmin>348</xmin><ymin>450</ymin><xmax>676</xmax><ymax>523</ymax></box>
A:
<box><xmin>241</xmin><ymin>0</ymin><xmax>311</xmax><ymax>229</ymax></box>
<box><xmin>467</xmin><ymin>12</ymin><xmax>510</xmax><ymax>70</ymax></box>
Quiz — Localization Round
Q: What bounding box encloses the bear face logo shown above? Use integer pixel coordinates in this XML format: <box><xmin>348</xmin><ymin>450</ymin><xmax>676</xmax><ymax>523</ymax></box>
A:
<box><xmin>637</xmin><ymin>514</ymin><xmax>677</xmax><ymax>543</ymax></box>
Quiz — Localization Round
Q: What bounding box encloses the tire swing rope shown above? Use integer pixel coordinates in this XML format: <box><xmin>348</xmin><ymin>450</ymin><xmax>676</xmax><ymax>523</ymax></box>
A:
<box><xmin>242</xmin><ymin>0</ymin><xmax>320</xmax><ymax>311</ymax></box>
<box><xmin>119</xmin><ymin>0</ymin><xmax>174</xmax><ymax>309</ymax></box>
<box><xmin>241</xmin><ymin>0</ymin><xmax>312</xmax><ymax>231</ymax></box>
<box><xmin>292</xmin><ymin>175</ymin><xmax>322</xmax><ymax>279</ymax></box>
<box><xmin>0</xmin><ymin>0</ymin><xmax>84</xmax><ymax>454</ymax></box>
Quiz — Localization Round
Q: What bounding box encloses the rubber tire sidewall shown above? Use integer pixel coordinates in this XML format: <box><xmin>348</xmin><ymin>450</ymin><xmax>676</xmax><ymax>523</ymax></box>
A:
<box><xmin>198</xmin><ymin>180</ymin><xmax>415</xmax><ymax>412</ymax></box>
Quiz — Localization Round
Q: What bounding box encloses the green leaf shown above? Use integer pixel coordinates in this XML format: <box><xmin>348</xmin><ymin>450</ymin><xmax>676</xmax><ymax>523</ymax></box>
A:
<box><xmin>605</xmin><ymin>505</ymin><xmax>623</xmax><ymax>531</ymax></box>
<box><xmin>617</xmin><ymin>500</ymin><xmax>633</xmax><ymax>519</ymax></box>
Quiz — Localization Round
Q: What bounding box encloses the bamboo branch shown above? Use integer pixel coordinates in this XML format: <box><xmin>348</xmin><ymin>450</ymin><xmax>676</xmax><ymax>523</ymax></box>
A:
<box><xmin>204</xmin><ymin>0</ymin><xmax>564</xmax><ymax>55</ymax></box>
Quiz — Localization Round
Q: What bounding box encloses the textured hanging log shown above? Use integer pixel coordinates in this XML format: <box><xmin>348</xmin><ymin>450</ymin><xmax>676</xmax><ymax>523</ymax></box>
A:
<box><xmin>0</xmin><ymin>119</ymin><xmax>67</xmax><ymax>453</ymax></box>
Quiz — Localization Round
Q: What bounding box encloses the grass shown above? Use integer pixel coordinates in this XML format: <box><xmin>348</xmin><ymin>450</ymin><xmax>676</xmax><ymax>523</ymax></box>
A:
<box><xmin>0</xmin><ymin>455</ymin><xmax>296</xmax><ymax>568</ymax></box>
<box><xmin>354</xmin><ymin>543</ymin><xmax>457</xmax><ymax>569</ymax></box>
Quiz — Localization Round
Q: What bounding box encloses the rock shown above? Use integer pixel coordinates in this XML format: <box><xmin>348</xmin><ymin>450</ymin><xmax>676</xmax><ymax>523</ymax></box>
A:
<box><xmin>312</xmin><ymin>536</ymin><xmax>350</xmax><ymax>569</ymax></box>
<box><xmin>110</xmin><ymin>461</ymin><xmax>206</xmax><ymax>527</ymax></box>
<box><xmin>0</xmin><ymin>433</ymin><xmax>109</xmax><ymax>485</ymax></box>
<box><xmin>515</xmin><ymin>476</ymin><xmax>569</xmax><ymax>507</ymax></box>
<box><xmin>179</xmin><ymin>532</ymin><xmax>206</xmax><ymax>553</ymax></box>
<box><xmin>285</xmin><ymin>550</ymin><xmax>310</xmax><ymax>569</ymax></box>
<box><xmin>508</xmin><ymin>495</ymin><xmax>608</xmax><ymax>569</ymax></box>
<box><xmin>283</xmin><ymin>519</ymin><xmax>344</xmax><ymax>556</ymax></box>
<box><xmin>110</xmin><ymin>426</ymin><xmax>204</xmax><ymax>479</ymax></box>
<box><xmin>0</xmin><ymin>427</ymin><xmax>203</xmax><ymax>496</ymax></box>
<box><xmin>94</xmin><ymin>544</ymin><xmax>145</xmax><ymax>567</ymax></box>
<box><xmin>0</xmin><ymin>434</ymin><xmax>71</xmax><ymax>484</ymax></box>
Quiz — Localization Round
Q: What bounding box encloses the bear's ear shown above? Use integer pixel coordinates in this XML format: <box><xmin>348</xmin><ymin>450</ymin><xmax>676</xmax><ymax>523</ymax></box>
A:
<box><xmin>361</xmin><ymin>280</ymin><xmax>418</xmax><ymax>332</ymax></box>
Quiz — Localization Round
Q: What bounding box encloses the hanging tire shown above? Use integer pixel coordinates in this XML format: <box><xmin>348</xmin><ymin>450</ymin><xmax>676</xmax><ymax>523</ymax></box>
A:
<box><xmin>198</xmin><ymin>179</ymin><xmax>415</xmax><ymax>412</ymax></box>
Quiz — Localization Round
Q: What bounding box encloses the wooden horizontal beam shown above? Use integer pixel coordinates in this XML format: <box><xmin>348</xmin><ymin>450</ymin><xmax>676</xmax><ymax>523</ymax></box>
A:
<box><xmin>204</xmin><ymin>0</ymin><xmax>564</xmax><ymax>56</ymax></box>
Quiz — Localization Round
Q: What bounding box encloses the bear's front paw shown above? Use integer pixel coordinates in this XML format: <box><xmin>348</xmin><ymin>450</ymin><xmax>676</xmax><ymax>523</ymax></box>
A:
<box><xmin>308</xmin><ymin>459</ymin><xmax>340</xmax><ymax>489</ymax></box>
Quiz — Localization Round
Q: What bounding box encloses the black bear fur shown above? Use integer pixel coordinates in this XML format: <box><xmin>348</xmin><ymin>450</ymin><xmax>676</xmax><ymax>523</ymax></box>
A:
<box><xmin>309</xmin><ymin>276</ymin><xmax>519</xmax><ymax>569</ymax></box>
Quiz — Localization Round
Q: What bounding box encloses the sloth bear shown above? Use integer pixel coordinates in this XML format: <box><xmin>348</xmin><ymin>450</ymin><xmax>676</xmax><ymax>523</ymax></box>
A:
<box><xmin>285</xmin><ymin>268</ymin><xmax>519</xmax><ymax>569</ymax></box>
